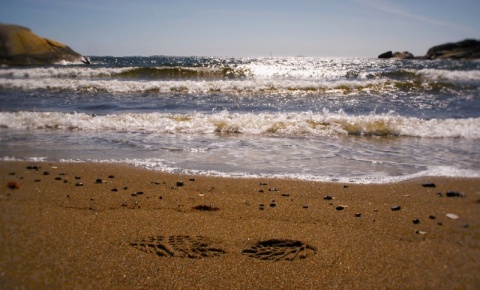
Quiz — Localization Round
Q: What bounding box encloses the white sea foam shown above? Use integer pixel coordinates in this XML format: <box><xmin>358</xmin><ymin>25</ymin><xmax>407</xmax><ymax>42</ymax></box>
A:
<box><xmin>417</xmin><ymin>69</ymin><xmax>480</xmax><ymax>82</ymax></box>
<box><xmin>2</xmin><ymin>110</ymin><xmax>479</xmax><ymax>139</ymax></box>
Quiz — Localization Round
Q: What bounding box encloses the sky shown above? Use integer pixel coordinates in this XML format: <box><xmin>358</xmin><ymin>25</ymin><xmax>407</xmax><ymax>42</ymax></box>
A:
<box><xmin>1</xmin><ymin>0</ymin><xmax>479</xmax><ymax>57</ymax></box>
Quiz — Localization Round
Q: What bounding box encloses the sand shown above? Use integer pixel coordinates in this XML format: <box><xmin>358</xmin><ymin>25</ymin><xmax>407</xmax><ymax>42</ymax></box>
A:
<box><xmin>0</xmin><ymin>161</ymin><xmax>479</xmax><ymax>289</ymax></box>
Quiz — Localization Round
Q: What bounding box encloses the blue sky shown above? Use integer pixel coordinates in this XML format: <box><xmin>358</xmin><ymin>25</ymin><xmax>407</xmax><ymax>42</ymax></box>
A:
<box><xmin>1</xmin><ymin>0</ymin><xmax>479</xmax><ymax>57</ymax></box>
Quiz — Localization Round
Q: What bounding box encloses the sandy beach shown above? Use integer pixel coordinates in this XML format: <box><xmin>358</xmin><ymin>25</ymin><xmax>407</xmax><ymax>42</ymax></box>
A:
<box><xmin>0</xmin><ymin>161</ymin><xmax>479</xmax><ymax>289</ymax></box>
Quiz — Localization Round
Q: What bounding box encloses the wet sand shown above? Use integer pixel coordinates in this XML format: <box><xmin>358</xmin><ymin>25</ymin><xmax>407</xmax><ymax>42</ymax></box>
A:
<box><xmin>1</xmin><ymin>161</ymin><xmax>479</xmax><ymax>289</ymax></box>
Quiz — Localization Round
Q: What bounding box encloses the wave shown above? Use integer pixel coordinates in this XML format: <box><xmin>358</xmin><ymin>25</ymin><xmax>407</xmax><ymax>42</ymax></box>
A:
<box><xmin>0</xmin><ymin>76</ymin><xmax>466</xmax><ymax>95</ymax></box>
<box><xmin>2</xmin><ymin>110</ymin><xmax>479</xmax><ymax>139</ymax></box>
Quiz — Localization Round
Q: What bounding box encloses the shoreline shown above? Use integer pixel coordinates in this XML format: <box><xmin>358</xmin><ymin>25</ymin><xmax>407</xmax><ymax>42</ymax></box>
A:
<box><xmin>1</xmin><ymin>161</ymin><xmax>479</xmax><ymax>289</ymax></box>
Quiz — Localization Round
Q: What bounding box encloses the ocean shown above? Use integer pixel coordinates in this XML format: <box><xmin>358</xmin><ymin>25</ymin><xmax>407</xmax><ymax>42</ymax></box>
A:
<box><xmin>0</xmin><ymin>56</ymin><xmax>479</xmax><ymax>183</ymax></box>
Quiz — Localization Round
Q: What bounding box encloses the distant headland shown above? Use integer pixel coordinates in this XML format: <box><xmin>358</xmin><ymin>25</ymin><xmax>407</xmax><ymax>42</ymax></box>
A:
<box><xmin>378</xmin><ymin>39</ymin><xmax>480</xmax><ymax>60</ymax></box>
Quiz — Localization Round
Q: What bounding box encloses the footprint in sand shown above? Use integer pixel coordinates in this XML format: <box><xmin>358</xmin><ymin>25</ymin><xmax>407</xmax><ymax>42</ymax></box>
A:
<box><xmin>130</xmin><ymin>235</ymin><xmax>226</xmax><ymax>259</ymax></box>
<box><xmin>242</xmin><ymin>239</ymin><xmax>317</xmax><ymax>261</ymax></box>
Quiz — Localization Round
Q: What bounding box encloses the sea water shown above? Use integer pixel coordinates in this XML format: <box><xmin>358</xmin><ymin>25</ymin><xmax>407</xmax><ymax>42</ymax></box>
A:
<box><xmin>0</xmin><ymin>56</ymin><xmax>479</xmax><ymax>183</ymax></box>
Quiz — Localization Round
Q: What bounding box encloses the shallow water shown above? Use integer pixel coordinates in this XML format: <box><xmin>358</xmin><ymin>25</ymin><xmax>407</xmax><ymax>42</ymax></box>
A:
<box><xmin>1</xmin><ymin>56</ymin><xmax>479</xmax><ymax>183</ymax></box>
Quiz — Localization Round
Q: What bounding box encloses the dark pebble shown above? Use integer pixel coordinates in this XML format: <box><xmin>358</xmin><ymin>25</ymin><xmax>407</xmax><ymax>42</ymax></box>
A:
<box><xmin>189</xmin><ymin>178</ymin><xmax>196</xmax><ymax>181</ymax></box>
<box><xmin>412</xmin><ymin>219</ymin><xmax>420</xmax><ymax>224</ymax></box>
<box><xmin>429</xmin><ymin>215</ymin><xmax>436</xmax><ymax>219</ymax></box>
<box><xmin>391</xmin><ymin>205</ymin><xmax>401</xmax><ymax>211</ymax></box>
<box><xmin>259</xmin><ymin>204</ymin><xmax>265</xmax><ymax>207</ymax></box>
<box><xmin>108</xmin><ymin>175</ymin><xmax>115</xmax><ymax>178</ymax></box>
<box><xmin>8</xmin><ymin>172</ymin><xmax>15</xmax><ymax>175</ymax></box>
<box><xmin>259</xmin><ymin>189</ymin><xmax>264</xmax><ymax>193</ymax></box>
<box><xmin>324</xmin><ymin>195</ymin><xmax>333</xmax><ymax>200</ymax></box>
<box><xmin>64</xmin><ymin>180</ymin><xmax>68</xmax><ymax>183</ymax></box>
<box><xmin>67</xmin><ymin>195</ymin><xmax>71</xmax><ymax>198</ymax></box>
<box><xmin>343</xmin><ymin>185</ymin><xmax>349</xmax><ymax>188</ymax></box>
<box><xmin>111</xmin><ymin>188</ymin><xmax>118</xmax><ymax>192</ymax></box>
<box><xmin>446</xmin><ymin>191</ymin><xmax>465</xmax><ymax>197</ymax></box>
<box><xmin>55</xmin><ymin>177</ymin><xmax>62</xmax><ymax>180</ymax></box>
<box><xmin>438</xmin><ymin>222</ymin><xmax>443</xmax><ymax>226</ymax></box>
<box><xmin>336</xmin><ymin>205</ymin><xmax>345</xmax><ymax>211</ymax></box>
<box><xmin>355</xmin><ymin>213</ymin><xmax>362</xmax><ymax>217</ymax></box>
<box><xmin>462</xmin><ymin>224</ymin><xmax>469</xmax><ymax>228</ymax></box>
<box><xmin>27</xmin><ymin>165</ymin><xmax>41</xmax><ymax>170</ymax></box>
<box><xmin>260</xmin><ymin>182</ymin><xmax>267</xmax><ymax>186</ymax></box>
<box><xmin>269</xmin><ymin>188</ymin><xmax>279</xmax><ymax>192</ymax></box>
<box><xmin>269</xmin><ymin>203</ymin><xmax>276</xmax><ymax>207</ymax></box>
<box><xmin>303</xmin><ymin>205</ymin><xmax>309</xmax><ymax>209</ymax></box>
<box><xmin>281</xmin><ymin>193</ymin><xmax>290</xmax><ymax>197</ymax></box>
<box><xmin>59</xmin><ymin>173</ymin><xmax>66</xmax><ymax>176</ymax></box>
<box><xmin>131</xmin><ymin>193</ymin><xmax>137</xmax><ymax>197</ymax></box>
<box><xmin>34</xmin><ymin>179</ymin><xmax>41</xmax><ymax>182</ymax></box>
<box><xmin>43</xmin><ymin>171</ymin><xmax>50</xmax><ymax>175</ymax></box>
<box><xmin>422</xmin><ymin>183</ymin><xmax>436</xmax><ymax>188</ymax></box>
<box><xmin>123</xmin><ymin>187</ymin><xmax>128</xmax><ymax>190</ymax></box>
<box><xmin>75</xmin><ymin>182</ymin><xmax>83</xmax><ymax>186</ymax></box>
<box><xmin>136</xmin><ymin>191</ymin><xmax>144</xmax><ymax>195</ymax></box>
<box><xmin>159</xmin><ymin>196</ymin><xmax>163</xmax><ymax>199</ymax></box>
<box><xmin>176</xmin><ymin>181</ymin><xmax>184</xmax><ymax>187</ymax></box>
<box><xmin>95</xmin><ymin>179</ymin><xmax>103</xmax><ymax>184</ymax></box>
<box><xmin>75</xmin><ymin>176</ymin><xmax>81</xmax><ymax>180</ymax></box>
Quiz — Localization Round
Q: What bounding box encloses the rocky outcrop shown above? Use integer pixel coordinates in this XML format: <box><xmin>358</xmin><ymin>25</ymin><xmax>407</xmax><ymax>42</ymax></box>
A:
<box><xmin>378</xmin><ymin>50</ymin><xmax>414</xmax><ymax>59</ymax></box>
<box><xmin>424</xmin><ymin>39</ymin><xmax>480</xmax><ymax>60</ymax></box>
<box><xmin>0</xmin><ymin>24</ymin><xmax>90</xmax><ymax>65</ymax></box>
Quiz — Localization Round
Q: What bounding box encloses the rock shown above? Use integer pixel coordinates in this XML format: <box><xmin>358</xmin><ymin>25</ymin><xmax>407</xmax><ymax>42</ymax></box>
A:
<box><xmin>0</xmin><ymin>23</ymin><xmax>90</xmax><ymax>66</ymax></box>
<box><xmin>378</xmin><ymin>51</ymin><xmax>393</xmax><ymax>59</ymax></box>
<box><xmin>422</xmin><ymin>182</ymin><xmax>436</xmax><ymax>188</ymax></box>
<box><xmin>392</xmin><ymin>51</ymin><xmax>414</xmax><ymax>59</ymax></box>
<box><xmin>378</xmin><ymin>50</ymin><xmax>414</xmax><ymax>59</ymax></box>
<box><xmin>424</xmin><ymin>39</ymin><xmax>480</xmax><ymax>60</ymax></box>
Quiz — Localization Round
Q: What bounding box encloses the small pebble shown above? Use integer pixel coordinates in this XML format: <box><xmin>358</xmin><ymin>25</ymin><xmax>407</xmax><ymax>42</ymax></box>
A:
<box><xmin>108</xmin><ymin>175</ymin><xmax>115</xmax><ymax>178</ymax></box>
<box><xmin>422</xmin><ymin>183</ymin><xmax>436</xmax><ymax>188</ymax></box>
<box><xmin>63</xmin><ymin>180</ymin><xmax>68</xmax><ymax>183</ymax></box>
<box><xmin>303</xmin><ymin>205</ymin><xmax>309</xmax><ymax>209</ymax></box>
<box><xmin>111</xmin><ymin>188</ymin><xmax>118</xmax><ymax>192</ymax></box>
<box><xmin>131</xmin><ymin>193</ymin><xmax>137</xmax><ymax>197</ymax></box>
<box><xmin>269</xmin><ymin>188</ymin><xmax>279</xmax><ymax>192</ymax></box>
<box><xmin>55</xmin><ymin>177</ymin><xmax>62</xmax><ymax>180</ymax></box>
<box><xmin>75</xmin><ymin>176</ymin><xmax>81</xmax><ymax>180</ymax></box>
<box><xmin>176</xmin><ymin>181</ymin><xmax>184</xmax><ymax>187</ymax></box>
<box><xmin>446</xmin><ymin>213</ymin><xmax>459</xmax><ymax>219</ymax></box>
<box><xmin>75</xmin><ymin>182</ymin><xmax>83</xmax><ymax>186</ymax></box>
<box><xmin>189</xmin><ymin>178</ymin><xmax>196</xmax><ymax>181</ymax></box>
<box><xmin>43</xmin><ymin>171</ymin><xmax>50</xmax><ymax>175</ymax></box>
<box><xmin>446</xmin><ymin>191</ymin><xmax>465</xmax><ymax>197</ymax></box>
<box><xmin>324</xmin><ymin>195</ymin><xmax>333</xmax><ymax>200</ymax></box>
<box><xmin>8</xmin><ymin>172</ymin><xmax>15</xmax><ymax>175</ymax></box>
<box><xmin>123</xmin><ymin>186</ymin><xmax>128</xmax><ymax>190</ymax></box>
<box><xmin>343</xmin><ymin>185</ymin><xmax>349</xmax><ymax>188</ymax></box>
<box><xmin>462</xmin><ymin>224</ymin><xmax>469</xmax><ymax>228</ymax></box>
<box><xmin>429</xmin><ymin>215</ymin><xmax>436</xmax><ymax>219</ymax></box>
<box><xmin>95</xmin><ymin>179</ymin><xmax>103</xmax><ymax>184</ymax></box>
<box><xmin>259</xmin><ymin>190</ymin><xmax>264</xmax><ymax>193</ymax></box>
<box><xmin>269</xmin><ymin>203</ymin><xmax>276</xmax><ymax>207</ymax></box>
<box><xmin>34</xmin><ymin>179</ymin><xmax>41</xmax><ymax>182</ymax></box>
<box><xmin>260</xmin><ymin>182</ymin><xmax>267</xmax><ymax>186</ymax></box>
<box><xmin>136</xmin><ymin>191</ymin><xmax>144</xmax><ymax>195</ymax></box>
<box><xmin>412</xmin><ymin>219</ymin><xmax>420</xmax><ymax>224</ymax></box>
<box><xmin>336</xmin><ymin>205</ymin><xmax>345</xmax><ymax>211</ymax></box>
<box><xmin>416</xmin><ymin>230</ymin><xmax>427</xmax><ymax>235</ymax></box>
<box><xmin>281</xmin><ymin>193</ymin><xmax>290</xmax><ymax>197</ymax></box>
<box><xmin>438</xmin><ymin>222</ymin><xmax>443</xmax><ymax>226</ymax></box>
<box><xmin>437</xmin><ymin>192</ymin><xmax>443</xmax><ymax>197</ymax></box>
<box><xmin>391</xmin><ymin>205</ymin><xmax>401</xmax><ymax>211</ymax></box>
<box><xmin>159</xmin><ymin>196</ymin><xmax>163</xmax><ymax>199</ymax></box>
<box><xmin>355</xmin><ymin>213</ymin><xmax>362</xmax><ymax>217</ymax></box>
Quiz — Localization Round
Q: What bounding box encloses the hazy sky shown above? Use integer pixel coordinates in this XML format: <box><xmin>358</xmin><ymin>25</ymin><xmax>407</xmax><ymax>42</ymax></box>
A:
<box><xmin>1</xmin><ymin>0</ymin><xmax>479</xmax><ymax>57</ymax></box>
